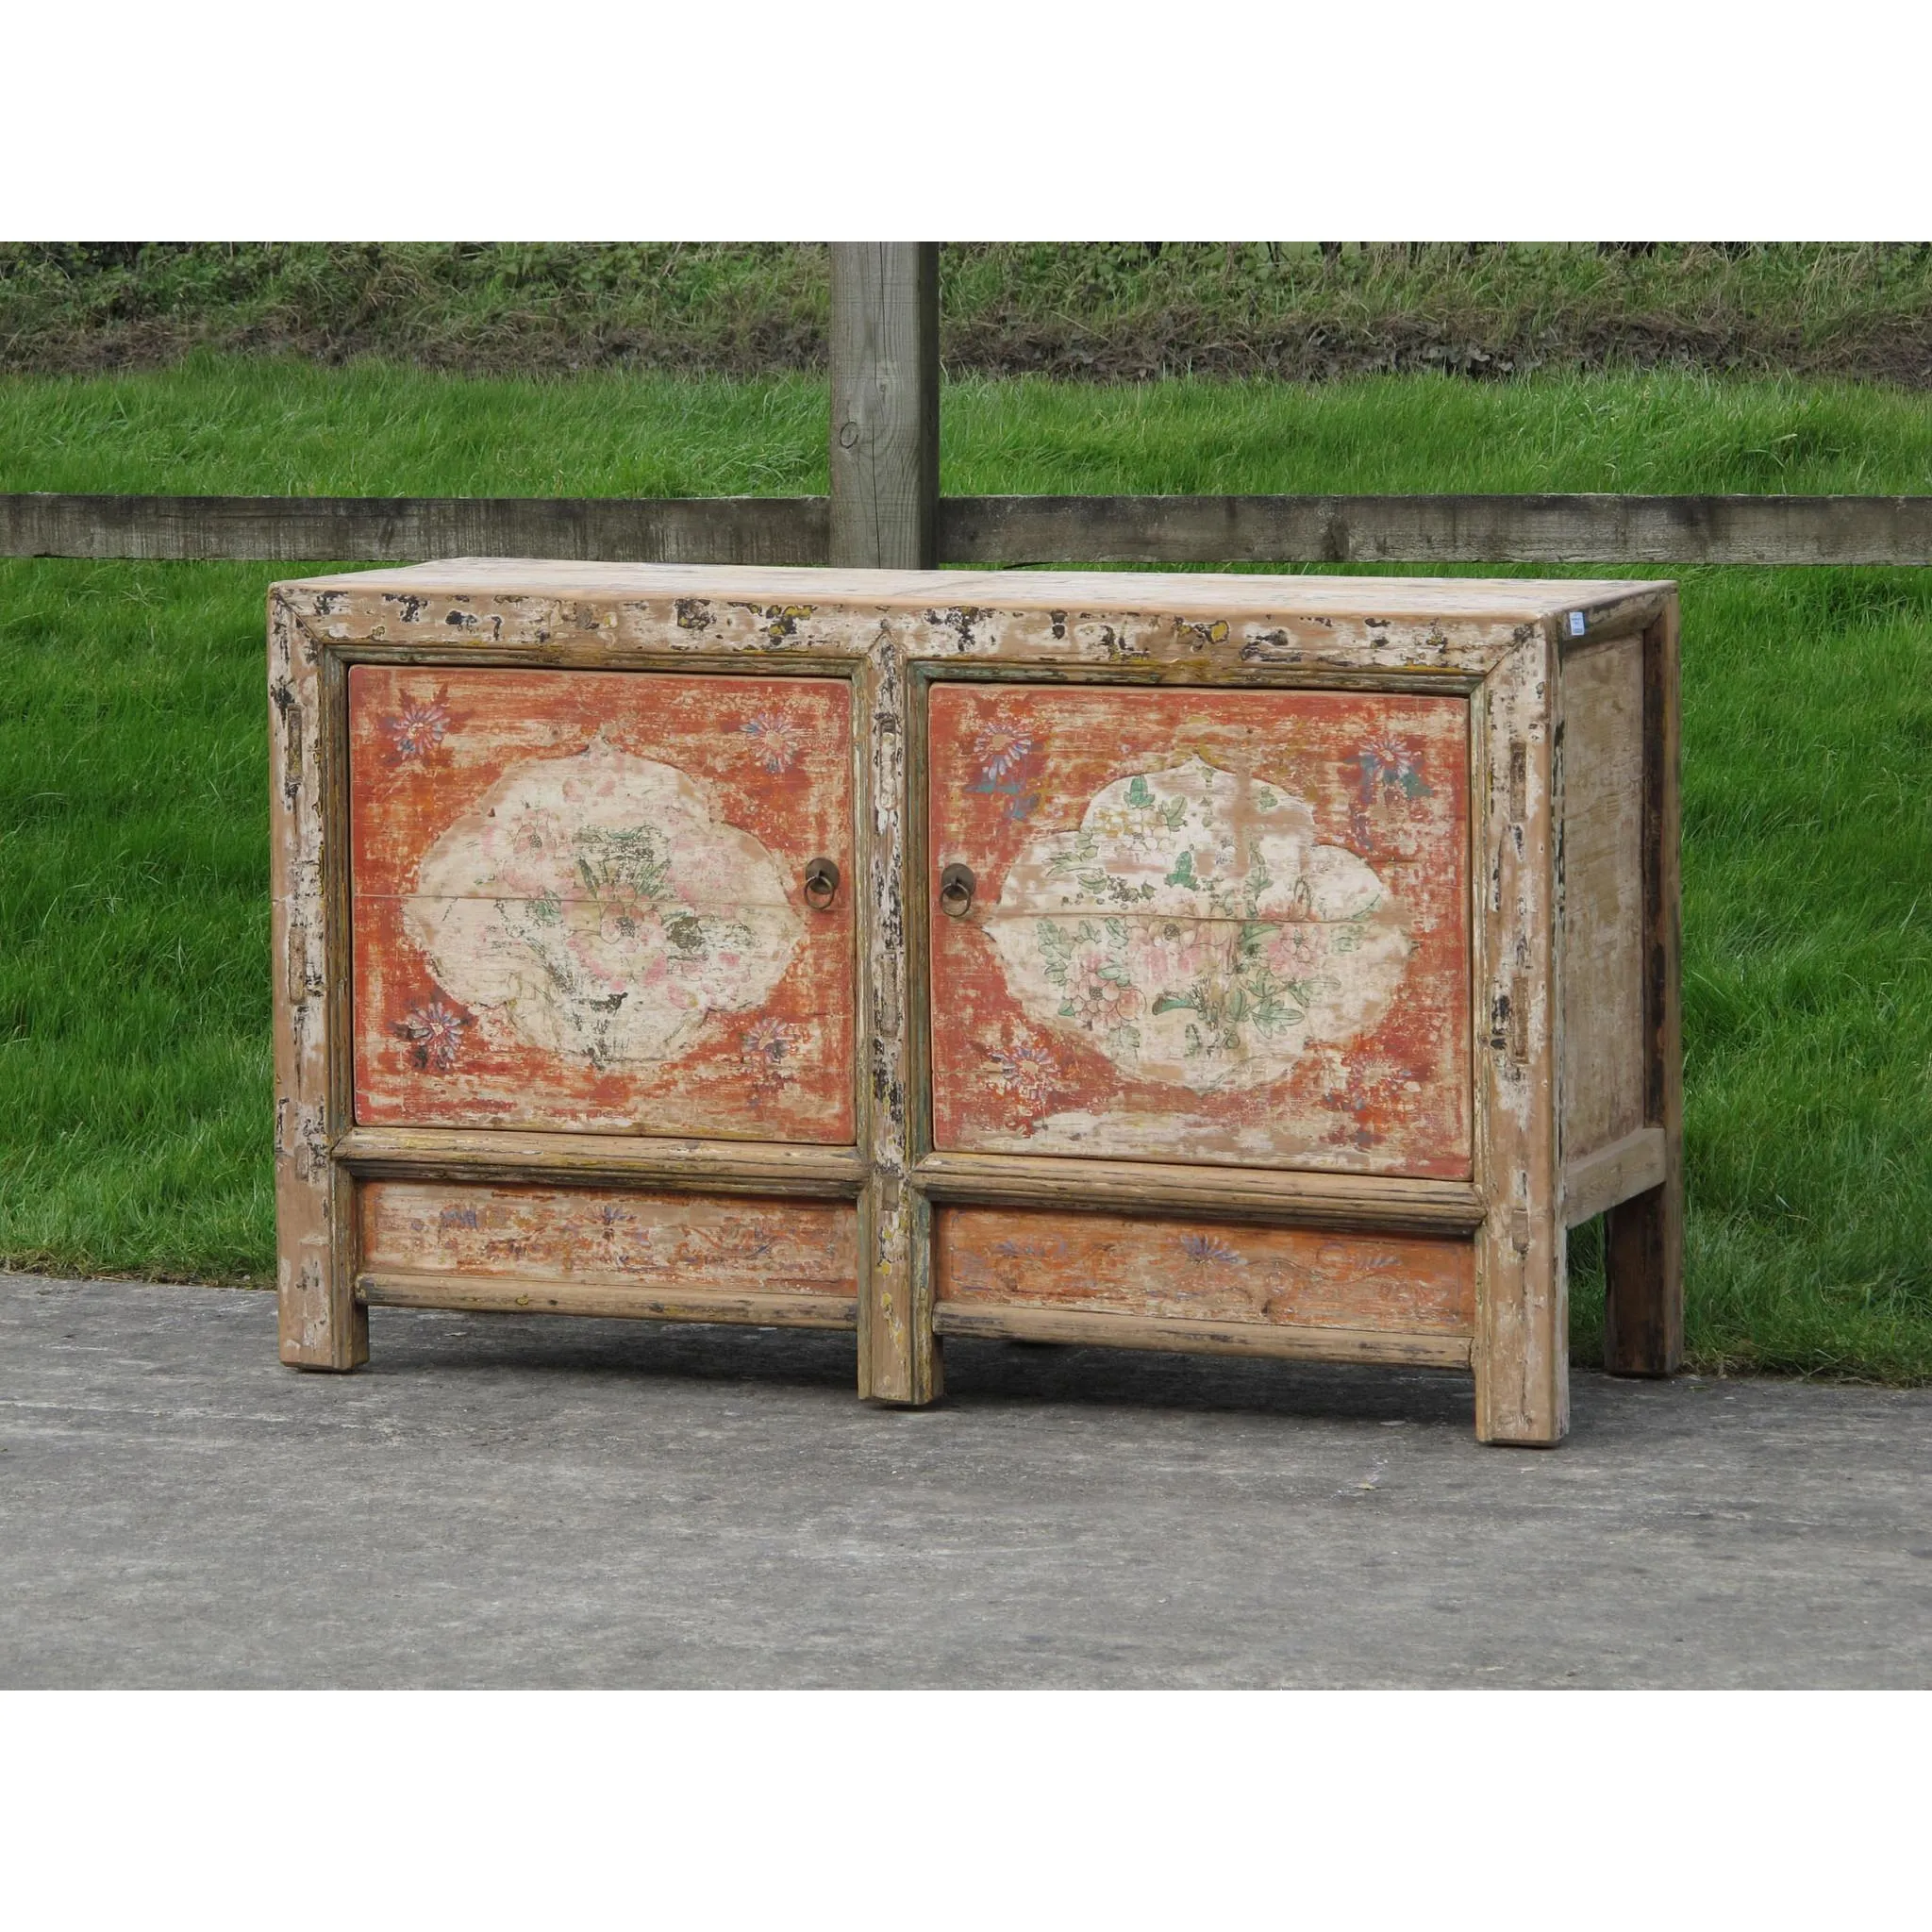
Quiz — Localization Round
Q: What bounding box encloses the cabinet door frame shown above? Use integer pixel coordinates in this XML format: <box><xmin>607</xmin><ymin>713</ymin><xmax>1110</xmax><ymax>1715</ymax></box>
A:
<box><xmin>270</xmin><ymin>601</ymin><xmax>876</xmax><ymax>1380</ymax></box>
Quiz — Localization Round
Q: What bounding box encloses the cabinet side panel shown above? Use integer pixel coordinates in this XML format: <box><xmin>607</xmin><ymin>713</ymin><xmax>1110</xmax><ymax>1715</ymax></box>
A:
<box><xmin>1560</xmin><ymin>638</ymin><xmax>1646</xmax><ymax>1163</ymax></box>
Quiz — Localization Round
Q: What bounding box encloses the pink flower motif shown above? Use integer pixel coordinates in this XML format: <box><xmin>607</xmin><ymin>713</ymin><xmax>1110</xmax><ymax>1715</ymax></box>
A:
<box><xmin>972</xmin><ymin>717</ymin><xmax>1035</xmax><ymax>782</ymax></box>
<box><xmin>982</xmin><ymin>1033</ymin><xmax>1063</xmax><ymax>1116</ymax></box>
<box><xmin>394</xmin><ymin>999</ymin><xmax>470</xmax><ymax>1071</ymax></box>
<box><xmin>384</xmin><ymin>693</ymin><xmax>451</xmax><ymax>760</ymax></box>
<box><xmin>1067</xmin><ymin>946</ymin><xmax>1143</xmax><ymax>1030</ymax></box>
<box><xmin>1349</xmin><ymin>735</ymin><xmax>1430</xmax><ymax>808</ymax></box>
<box><xmin>741</xmin><ymin>1016</ymin><xmax>808</xmax><ymax>1088</ymax></box>
<box><xmin>741</xmin><ymin>710</ymin><xmax>808</xmax><ymax>774</ymax></box>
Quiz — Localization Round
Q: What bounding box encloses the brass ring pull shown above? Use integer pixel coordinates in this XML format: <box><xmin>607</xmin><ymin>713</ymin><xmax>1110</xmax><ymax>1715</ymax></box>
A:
<box><xmin>939</xmin><ymin>862</ymin><xmax>975</xmax><ymax>919</ymax></box>
<box><xmin>803</xmin><ymin>857</ymin><xmax>840</xmax><ymax>911</ymax></box>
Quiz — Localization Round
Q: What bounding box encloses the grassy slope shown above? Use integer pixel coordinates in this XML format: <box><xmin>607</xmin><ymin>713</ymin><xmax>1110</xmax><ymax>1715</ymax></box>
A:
<box><xmin>7</xmin><ymin>243</ymin><xmax>1932</xmax><ymax>385</ymax></box>
<box><xmin>2</xmin><ymin>359</ymin><xmax>1928</xmax><ymax>1379</ymax></box>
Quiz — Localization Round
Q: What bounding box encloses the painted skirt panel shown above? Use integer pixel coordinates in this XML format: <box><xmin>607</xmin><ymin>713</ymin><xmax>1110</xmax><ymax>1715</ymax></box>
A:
<box><xmin>360</xmin><ymin>1181</ymin><xmax>858</xmax><ymax>1298</ymax></box>
<box><xmin>936</xmin><ymin>1206</ymin><xmax>1475</xmax><ymax>1333</ymax></box>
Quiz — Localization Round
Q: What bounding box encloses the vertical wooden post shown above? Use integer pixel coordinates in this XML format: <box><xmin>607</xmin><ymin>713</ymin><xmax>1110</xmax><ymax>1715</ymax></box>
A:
<box><xmin>832</xmin><ymin>244</ymin><xmax>942</xmax><ymax>1403</ymax></box>
<box><xmin>828</xmin><ymin>243</ymin><xmax>940</xmax><ymax>570</ymax></box>
<box><xmin>1472</xmin><ymin>632</ymin><xmax>1567</xmax><ymax>1445</ymax></box>
<box><xmin>1605</xmin><ymin>607</ymin><xmax>1685</xmax><ymax>1374</ymax></box>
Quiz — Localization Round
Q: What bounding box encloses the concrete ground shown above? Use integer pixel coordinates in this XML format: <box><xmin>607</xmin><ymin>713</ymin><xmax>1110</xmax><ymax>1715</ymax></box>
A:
<box><xmin>2</xmin><ymin>1271</ymin><xmax>1926</xmax><ymax>1687</ymax></box>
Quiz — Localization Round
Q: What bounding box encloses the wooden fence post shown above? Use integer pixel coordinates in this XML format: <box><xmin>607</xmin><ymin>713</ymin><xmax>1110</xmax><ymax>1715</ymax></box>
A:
<box><xmin>828</xmin><ymin>244</ymin><xmax>940</xmax><ymax>570</ymax></box>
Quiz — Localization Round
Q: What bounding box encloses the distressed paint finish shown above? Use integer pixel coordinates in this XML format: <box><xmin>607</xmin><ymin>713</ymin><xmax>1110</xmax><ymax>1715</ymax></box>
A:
<box><xmin>268</xmin><ymin>592</ymin><xmax>363</xmax><ymax>1368</ymax></box>
<box><xmin>349</xmin><ymin>666</ymin><xmax>855</xmax><ymax>1143</ymax></box>
<box><xmin>858</xmin><ymin>635</ymin><xmax>940</xmax><ymax>1404</ymax></box>
<box><xmin>1473</xmin><ymin>625</ymin><xmax>1565</xmax><ymax>1443</ymax></box>
<box><xmin>358</xmin><ymin>1180</ymin><xmax>857</xmax><ymax>1300</ymax></box>
<box><xmin>928</xmin><ymin>684</ymin><xmax>1471</xmax><ymax>1174</ymax></box>
<box><xmin>935</xmin><ymin>1206</ymin><xmax>1474</xmax><ymax>1336</ymax></box>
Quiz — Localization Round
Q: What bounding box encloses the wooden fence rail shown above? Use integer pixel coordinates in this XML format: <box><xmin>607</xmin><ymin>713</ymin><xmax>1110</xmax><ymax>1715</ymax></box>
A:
<box><xmin>8</xmin><ymin>490</ymin><xmax>1932</xmax><ymax>568</ymax></box>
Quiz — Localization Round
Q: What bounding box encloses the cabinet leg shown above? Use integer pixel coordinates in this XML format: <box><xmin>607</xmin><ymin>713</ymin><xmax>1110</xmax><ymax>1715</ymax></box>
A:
<box><xmin>275</xmin><ymin>1167</ymin><xmax>367</xmax><ymax>1370</ymax></box>
<box><xmin>858</xmin><ymin>1179</ymin><xmax>941</xmax><ymax>1406</ymax></box>
<box><xmin>277</xmin><ymin>1261</ymin><xmax>368</xmax><ymax>1371</ymax></box>
<box><xmin>1604</xmin><ymin>1178</ymin><xmax>1683</xmax><ymax>1375</ymax></box>
<box><xmin>1474</xmin><ymin>1212</ymin><xmax>1568</xmax><ymax>1446</ymax></box>
<box><xmin>1607</xmin><ymin>609</ymin><xmax>1684</xmax><ymax>1378</ymax></box>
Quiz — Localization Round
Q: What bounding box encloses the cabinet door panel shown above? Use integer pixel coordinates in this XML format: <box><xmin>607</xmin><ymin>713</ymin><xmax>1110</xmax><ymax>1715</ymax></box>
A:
<box><xmin>351</xmin><ymin>667</ymin><xmax>853</xmax><ymax>1142</ymax></box>
<box><xmin>927</xmin><ymin>684</ymin><xmax>1471</xmax><ymax>1175</ymax></box>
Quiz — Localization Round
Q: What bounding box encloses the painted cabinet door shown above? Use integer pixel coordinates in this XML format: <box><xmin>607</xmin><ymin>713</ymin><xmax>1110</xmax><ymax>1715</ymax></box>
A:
<box><xmin>350</xmin><ymin>666</ymin><xmax>854</xmax><ymax>1143</ymax></box>
<box><xmin>927</xmin><ymin>683</ymin><xmax>1472</xmax><ymax>1176</ymax></box>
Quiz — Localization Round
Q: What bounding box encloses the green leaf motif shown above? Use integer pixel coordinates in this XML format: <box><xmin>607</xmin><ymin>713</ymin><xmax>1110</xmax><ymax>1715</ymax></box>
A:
<box><xmin>1124</xmin><ymin>774</ymin><xmax>1155</xmax><ymax>809</ymax></box>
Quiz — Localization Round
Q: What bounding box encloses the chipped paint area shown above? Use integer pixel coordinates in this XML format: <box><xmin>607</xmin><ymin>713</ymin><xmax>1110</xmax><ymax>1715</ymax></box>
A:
<box><xmin>360</xmin><ymin>1181</ymin><xmax>857</xmax><ymax>1296</ymax></box>
<box><xmin>350</xmin><ymin>665</ymin><xmax>854</xmax><ymax>1142</ymax></box>
<box><xmin>930</xmin><ymin>683</ymin><xmax>1472</xmax><ymax>1175</ymax></box>
<box><xmin>936</xmin><ymin>1206</ymin><xmax>1474</xmax><ymax>1334</ymax></box>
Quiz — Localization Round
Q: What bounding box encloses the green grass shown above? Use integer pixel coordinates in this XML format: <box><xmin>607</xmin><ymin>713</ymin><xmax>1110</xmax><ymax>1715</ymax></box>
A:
<box><xmin>3</xmin><ymin>358</ymin><xmax>1929</xmax><ymax>1381</ymax></box>
<box><xmin>7</xmin><ymin>242</ymin><xmax>1932</xmax><ymax>384</ymax></box>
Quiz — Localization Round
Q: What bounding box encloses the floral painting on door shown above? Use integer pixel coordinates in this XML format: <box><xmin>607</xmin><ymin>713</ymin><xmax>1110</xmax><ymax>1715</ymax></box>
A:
<box><xmin>928</xmin><ymin>683</ymin><xmax>1472</xmax><ymax>1174</ymax></box>
<box><xmin>349</xmin><ymin>667</ymin><xmax>854</xmax><ymax>1142</ymax></box>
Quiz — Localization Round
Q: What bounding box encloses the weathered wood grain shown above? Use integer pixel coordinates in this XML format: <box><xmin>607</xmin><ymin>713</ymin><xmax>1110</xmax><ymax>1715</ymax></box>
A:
<box><xmin>348</xmin><ymin>666</ymin><xmax>856</xmax><ymax>1143</ymax></box>
<box><xmin>1605</xmin><ymin>608</ymin><xmax>1685</xmax><ymax>1374</ymax></box>
<box><xmin>1563</xmin><ymin>1125</ymin><xmax>1668</xmax><ymax>1228</ymax></box>
<box><xmin>359</xmin><ymin>1273</ymin><xmax>857</xmax><ymax>1327</ymax></box>
<box><xmin>913</xmin><ymin>1150</ymin><xmax>1485</xmax><ymax>1232</ymax></box>
<box><xmin>336</xmin><ymin>1125</ymin><xmax>865</xmax><ymax>1194</ymax></box>
<box><xmin>856</xmin><ymin>633</ymin><xmax>942</xmax><ymax>1404</ymax></box>
<box><xmin>6</xmin><ymin>493</ymin><xmax>827</xmax><ymax>564</ymax></box>
<box><xmin>925</xmin><ymin>682</ymin><xmax>1473</xmax><ymax>1175</ymax></box>
<box><xmin>1559</xmin><ymin>635</ymin><xmax>1647</xmax><ymax>1161</ymax></box>
<box><xmin>275</xmin><ymin>557</ymin><xmax>1669</xmax><ymax>632</ymax></box>
<box><xmin>828</xmin><ymin>245</ymin><xmax>940</xmax><ymax>570</ymax></box>
<box><xmin>269</xmin><ymin>595</ymin><xmax>364</xmax><ymax>1369</ymax></box>
<box><xmin>1472</xmin><ymin>619</ymin><xmax>1567</xmax><ymax>1445</ymax></box>
<box><xmin>932</xmin><ymin>1303</ymin><xmax>1473</xmax><ymax>1369</ymax></box>
<box><xmin>20</xmin><ymin>492</ymin><xmax>1932</xmax><ymax>565</ymax></box>
<box><xmin>936</xmin><ymin>1205</ymin><xmax>1476</xmax><ymax>1336</ymax></box>
<box><xmin>358</xmin><ymin>1181</ymin><xmax>858</xmax><ymax>1304</ymax></box>
<box><xmin>938</xmin><ymin>494</ymin><xmax>1932</xmax><ymax>567</ymax></box>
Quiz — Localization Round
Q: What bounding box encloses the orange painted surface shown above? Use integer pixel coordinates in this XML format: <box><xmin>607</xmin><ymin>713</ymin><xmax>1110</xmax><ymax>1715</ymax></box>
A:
<box><xmin>936</xmin><ymin>1206</ymin><xmax>1475</xmax><ymax>1334</ymax></box>
<box><xmin>350</xmin><ymin>667</ymin><xmax>853</xmax><ymax>1141</ymax></box>
<box><xmin>928</xmin><ymin>684</ymin><xmax>1471</xmax><ymax>1174</ymax></box>
<box><xmin>360</xmin><ymin>1181</ymin><xmax>858</xmax><ymax>1297</ymax></box>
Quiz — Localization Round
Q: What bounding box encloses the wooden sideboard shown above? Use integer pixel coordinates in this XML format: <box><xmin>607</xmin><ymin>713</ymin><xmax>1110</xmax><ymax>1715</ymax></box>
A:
<box><xmin>270</xmin><ymin>561</ymin><xmax>1680</xmax><ymax>1444</ymax></box>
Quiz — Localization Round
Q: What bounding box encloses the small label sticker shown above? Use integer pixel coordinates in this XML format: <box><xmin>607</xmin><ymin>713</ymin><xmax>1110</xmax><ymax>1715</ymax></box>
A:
<box><xmin>1566</xmin><ymin>609</ymin><xmax>1588</xmax><ymax>638</ymax></box>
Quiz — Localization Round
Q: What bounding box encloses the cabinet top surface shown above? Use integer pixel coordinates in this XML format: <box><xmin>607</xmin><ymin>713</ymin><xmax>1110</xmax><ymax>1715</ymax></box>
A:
<box><xmin>277</xmin><ymin>558</ymin><xmax>1672</xmax><ymax>625</ymax></box>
